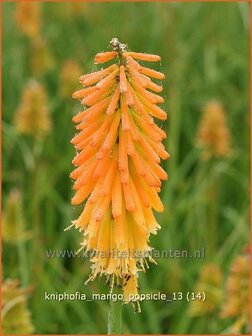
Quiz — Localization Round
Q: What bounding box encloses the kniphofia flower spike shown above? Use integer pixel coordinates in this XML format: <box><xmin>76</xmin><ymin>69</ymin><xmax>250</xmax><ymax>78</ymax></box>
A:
<box><xmin>69</xmin><ymin>38</ymin><xmax>169</xmax><ymax>309</ymax></box>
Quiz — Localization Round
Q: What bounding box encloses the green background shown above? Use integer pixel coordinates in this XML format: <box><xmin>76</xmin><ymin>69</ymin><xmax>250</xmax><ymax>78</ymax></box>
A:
<box><xmin>2</xmin><ymin>1</ymin><xmax>250</xmax><ymax>334</ymax></box>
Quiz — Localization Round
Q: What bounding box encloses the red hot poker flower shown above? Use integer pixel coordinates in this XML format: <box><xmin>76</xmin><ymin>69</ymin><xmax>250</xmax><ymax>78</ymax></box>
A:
<box><xmin>69</xmin><ymin>38</ymin><xmax>169</xmax><ymax>308</ymax></box>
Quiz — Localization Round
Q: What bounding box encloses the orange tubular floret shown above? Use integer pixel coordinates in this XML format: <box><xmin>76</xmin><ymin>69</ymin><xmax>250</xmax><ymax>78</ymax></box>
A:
<box><xmin>89</xmin><ymin>117</ymin><xmax>113</xmax><ymax>147</ymax></box>
<box><xmin>74</xmin><ymin>135</ymin><xmax>95</xmax><ymax>151</ymax></box>
<box><xmin>112</xmin><ymin>172</ymin><xmax>123</xmax><ymax>218</ymax></box>
<box><xmin>72</xmin><ymin>163</ymin><xmax>97</xmax><ymax>203</ymax></box>
<box><xmin>119</xmin><ymin>65</ymin><xmax>128</xmax><ymax>93</ymax></box>
<box><xmin>133</xmin><ymin>153</ymin><xmax>162</xmax><ymax>187</ymax></box>
<box><xmin>137</xmin><ymin>136</ymin><xmax>160</xmax><ymax>163</ymax></box>
<box><xmin>145</xmin><ymin>80</ymin><xmax>163</xmax><ymax>93</ymax></box>
<box><xmin>130</xmin><ymin>180</ymin><xmax>146</xmax><ymax>228</ymax></box>
<box><xmin>142</xmin><ymin>206</ymin><xmax>160</xmax><ymax>234</ymax></box>
<box><xmin>130</xmin><ymin>79</ymin><xmax>164</xmax><ymax>104</ymax></box>
<box><xmin>132</xmin><ymin>112</ymin><xmax>162</xmax><ymax>142</ymax></box>
<box><xmin>72</xmin><ymin>141</ymin><xmax>99</xmax><ymax>166</ymax></box>
<box><xmin>144</xmin><ymin>168</ymin><xmax>161</xmax><ymax>188</ymax></box>
<box><xmin>147</xmin><ymin>137</ymin><xmax>170</xmax><ymax>160</ymax></box>
<box><xmin>93</xmin><ymin>194</ymin><xmax>111</xmax><ymax>221</ymax></box>
<box><xmin>73</xmin><ymin>87</ymin><xmax>97</xmax><ymax>99</ymax></box>
<box><xmin>106</xmin><ymin>85</ymin><xmax>120</xmax><ymax>115</ymax></box>
<box><xmin>82</xmin><ymin>85</ymin><xmax>112</xmax><ymax>106</ymax></box>
<box><xmin>139</xmin><ymin>66</ymin><xmax>165</xmax><ymax>80</ymax></box>
<box><xmin>95</xmin><ymin>210</ymin><xmax>110</xmax><ymax>250</ymax></box>
<box><xmin>136</xmin><ymin>92</ymin><xmax>167</xmax><ymax>120</ymax></box>
<box><xmin>93</xmin><ymin>151</ymin><xmax>110</xmax><ymax>178</ymax></box>
<box><xmin>70</xmin><ymin>156</ymin><xmax>94</xmax><ymax>179</ymax></box>
<box><xmin>124</xmin><ymin>52</ymin><xmax>161</xmax><ymax>62</ymax></box>
<box><xmin>70</xmin><ymin>166</ymin><xmax>82</xmax><ymax>180</ymax></box>
<box><xmin>122</xmin><ymin>182</ymin><xmax>135</xmax><ymax>211</ymax></box>
<box><xmin>125</xmin><ymin>131</ymin><xmax>135</xmax><ymax>156</ymax></box>
<box><xmin>147</xmin><ymin>159</ymin><xmax>168</xmax><ymax>180</ymax></box>
<box><xmin>118</xmin><ymin>129</ymin><xmax>128</xmax><ymax>170</ymax></box>
<box><xmin>125</xmin><ymin>81</ymin><xmax>135</xmax><ymax>106</ymax></box>
<box><xmin>146</xmin><ymin>187</ymin><xmax>164</xmax><ymax>212</ymax></box>
<box><xmin>100</xmin><ymin>156</ymin><xmax>118</xmax><ymax>196</ymax></box>
<box><xmin>80</xmin><ymin>64</ymin><xmax>117</xmax><ymax>86</ymax></box>
<box><xmin>102</xmin><ymin>112</ymin><xmax>121</xmax><ymax>151</ymax></box>
<box><xmin>124</xmin><ymin>55</ymin><xmax>141</xmax><ymax>70</ymax></box>
<box><xmin>96</xmin><ymin>67</ymin><xmax>119</xmax><ymax>90</ymax></box>
<box><xmin>94</xmin><ymin>51</ymin><xmax>118</xmax><ymax>64</ymax></box>
<box><xmin>121</xmin><ymin>96</ymin><xmax>131</xmax><ymax>131</ymax></box>
<box><xmin>114</xmin><ymin>202</ymin><xmax>127</xmax><ymax>248</ymax></box>
<box><xmin>73</xmin><ymin>172</ymin><xmax>95</xmax><ymax>194</ymax></box>
<box><xmin>127</xmin><ymin>85</ymin><xmax>155</xmax><ymax>125</ymax></box>
<box><xmin>127</xmin><ymin>63</ymin><xmax>149</xmax><ymax>88</ymax></box>
<box><xmin>71</xmin><ymin>180</ymin><xmax>95</xmax><ymax>205</ymax></box>
<box><xmin>73</xmin><ymin>161</ymin><xmax>97</xmax><ymax>190</ymax></box>
<box><xmin>74</xmin><ymin>200</ymin><xmax>94</xmax><ymax>230</ymax></box>
<box><xmin>152</xmin><ymin>123</ymin><xmax>167</xmax><ymax>139</ymax></box>
<box><xmin>130</xmin><ymin>167</ymin><xmax>150</xmax><ymax>208</ymax></box>
<box><xmin>75</xmin><ymin>118</ymin><xmax>101</xmax><ymax>131</ymax></box>
<box><xmin>127</xmin><ymin>111</ymin><xmax>140</xmax><ymax>141</ymax></box>
<box><xmin>72</xmin><ymin>97</ymin><xmax>110</xmax><ymax>123</ymax></box>
<box><xmin>100</xmin><ymin>144</ymin><xmax>118</xmax><ymax>196</ymax></box>
<box><xmin>120</xmin><ymin>164</ymin><xmax>129</xmax><ymax>185</ymax></box>
<box><xmin>88</xmin><ymin>178</ymin><xmax>104</xmax><ymax>204</ymax></box>
<box><xmin>71</xmin><ymin>123</ymin><xmax>99</xmax><ymax>145</ymax></box>
<box><xmin>131</xmin><ymin>151</ymin><xmax>145</xmax><ymax>177</ymax></box>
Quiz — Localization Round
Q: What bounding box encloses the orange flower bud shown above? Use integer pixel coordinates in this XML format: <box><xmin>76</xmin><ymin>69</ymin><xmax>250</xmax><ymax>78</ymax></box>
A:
<box><xmin>94</xmin><ymin>51</ymin><xmax>118</xmax><ymax>64</ymax></box>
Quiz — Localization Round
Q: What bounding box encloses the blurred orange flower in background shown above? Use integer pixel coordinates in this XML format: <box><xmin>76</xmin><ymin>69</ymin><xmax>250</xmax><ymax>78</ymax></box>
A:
<box><xmin>60</xmin><ymin>60</ymin><xmax>82</xmax><ymax>98</ymax></box>
<box><xmin>189</xmin><ymin>263</ymin><xmax>223</xmax><ymax>317</ymax></box>
<box><xmin>14</xmin><ymin>80</ymin><xmax>51</xmax><ymax>140</ymax></box>
<box><xmin>196</xmin><ymin>101</ymin><xmax>231</xmax><ymax>159</ymax></box>
<box><xmin>15</xmin><ymin>2</ymin><xmax>41</xmax><ymax>38</ymax></box>
<box><xmin>2</xmin><ymin>189</ymin><xmax>32</xmax><ymax>244</ymax></box>
<box><xmin>221</xmin><ymin>252</ymin><xmax>250</xmax><ymax>333</ymax></box>
<box><xmin>30</xmin><ymin>37</ymin><xmax>54</xmax><ymax>76</ymax></box>
<box><xmin>2</xmin><ymin>279</ymin><xmax>34</xmax><ymax>334</ymax></box>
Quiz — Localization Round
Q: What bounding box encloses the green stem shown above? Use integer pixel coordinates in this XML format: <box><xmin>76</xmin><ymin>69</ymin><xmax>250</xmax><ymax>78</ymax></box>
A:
<box><xmin>107</xmin><ymin>297</ymin><xmax>123</xmax><ymax>334</ymax></box>
<box><xmin>17</xmin><ymin>193</ymin><xmax>29</xmax><ymax>286</ymax></box>
<box><xmin>208</xmin><ymin>170</ymin><xmax>218</xmax><ymax>257</ymax></box>
<box><xmin>17</xmin><ymin>233</ymin><xmax>28</xmax><ymax>286</ymax></box>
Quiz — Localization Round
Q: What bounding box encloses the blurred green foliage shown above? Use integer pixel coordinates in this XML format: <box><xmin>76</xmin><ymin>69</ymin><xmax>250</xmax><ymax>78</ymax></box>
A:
<box><xmin>2</xmin><ymin>1</ymin><xmax>250</xmax><ymax>334</ymax></box>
